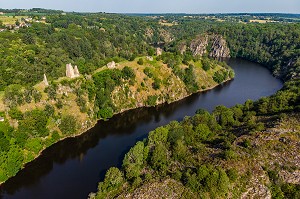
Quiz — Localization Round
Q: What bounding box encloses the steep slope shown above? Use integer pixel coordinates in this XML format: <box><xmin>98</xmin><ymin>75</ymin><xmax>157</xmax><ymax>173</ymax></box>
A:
<box><xmin>0</xmin><ymin>56</ymin><xmax>233</xmax><ymax>184</ymax></box>
<box><xmin>90</xmin><ymin>80</ymin><xmax>300</xmax><ymax>199</ymax></box>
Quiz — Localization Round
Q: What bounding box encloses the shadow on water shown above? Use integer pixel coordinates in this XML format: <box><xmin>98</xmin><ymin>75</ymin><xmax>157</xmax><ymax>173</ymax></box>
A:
<box><xmin>0</xmin><ymin>59</ymin><xmax>283</xmax><ymax>199</ymax></box>
<box><xmin>0</xmin><ymin>94</ymin><xmax>199</xmax><ymax>196</ymax></box>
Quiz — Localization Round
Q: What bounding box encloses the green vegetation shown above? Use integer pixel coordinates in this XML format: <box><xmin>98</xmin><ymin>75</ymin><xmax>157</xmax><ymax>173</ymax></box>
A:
<box><xmin>91</xmin><ymin>79</ymin><xmax>300</xmax><ymax>198</ymax></box>
<box><xmin>0</xmin><ymin>11</ymin><xmax>234</xmax><ymax>184</ymax></box>
<box><xmin>0</xmin><ymin>11</ymin><xmax>299</xmax><ymax>198</ymax></box>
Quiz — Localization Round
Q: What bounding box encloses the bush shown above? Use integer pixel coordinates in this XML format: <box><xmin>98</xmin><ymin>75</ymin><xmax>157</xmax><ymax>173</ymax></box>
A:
<box><xmin>98</xmin><ymin>107</ymin><xmax>113</xmax><ymax>120</ymax></box>
<box><xmin>44</xmin><ymin>104</ymin><xmax>55</xmax><ymax>117</ymax></box>
<box><xmin>146</xmin><ymin>95</ymin><xmax>158</xmax><ymax>106</ymax></box>
<box><xmin>242</xmin><ymin>139</ymin><xmax>251</xmax><ymax>148</ymax></box>
<box><xmin>143</xmin><ymin>67</ymin><xmax>154</xmax><ymax>78</ymax></box>
<box><xmin>123</xmin><ymin>142</ymin><xmax>145</xmax><ymax>179</ymax></box>
<box><xmin>122</xmin><ymin>66</ymin><xmax>135</xmax><ymax>80</ymax></box>
<box><xmin>59</xmin><ymin>115</ymin><xmax>77</xmax><ymax>135</ymax></box>
<box><xmin>227</xmin><ymin>168</ymin><xmax>239</xmax><ymax>182</ymax></box>
<box><xmin>152</xmin><ymin>78</ymin><xmax>161</xmax><ymax>90</ymax></box>
<box><xmin>25</xmin><ymin>138</ymin><xmax>43</xmax><ymax>154</ymax></box>
<box><xmin>8</xmin><ymin>108</ymin><xmax>23</xmax><ymax>120</ymax></box>
<box><xmin>137</xmin><ymin>58</ymin><xmax>144</xmax><ymax>65</ymax></box>
<box><xmin>19</xmin><ymin>109</ymin><xmax>49</xmax><ymax>137</ymax></box>
<box><xmin>202</xmin><ymin>58</ymin><xmax>211</xmax><ymax>71</ymax></box>
<box><xmin>222</xmin><ymin>149</ymin><xmax>237</xmax><ymax>160</ymax></box>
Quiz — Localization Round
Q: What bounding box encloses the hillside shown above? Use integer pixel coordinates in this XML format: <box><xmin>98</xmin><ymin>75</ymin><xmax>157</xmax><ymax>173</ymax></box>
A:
<box><xmin>0</xmin><ymin>54</ymin><xmax>233</xmax><ymax>184</ymax></box>
<box><xmin>0</xmin><ymin>11</ymin><xmax>299</xmax><ymax>196</ymax></box>
<box><xmin>90</xmin><ymin>79</ymin><xmax>300</xmax><ymax>199</ymax></box>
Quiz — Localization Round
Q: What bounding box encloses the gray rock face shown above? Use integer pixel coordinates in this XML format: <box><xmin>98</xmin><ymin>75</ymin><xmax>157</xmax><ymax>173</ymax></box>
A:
<box><xmin>189</xmin><ymin>34</ymin><xmax>231</xmax><ymax>58</ymax></box>
<box><xmin>190</xmin><ymin>35</ymin><xmax>209</xmax><ymax>56</ymax></box>
<box><xmin>209</xmin><ymin>35</ymin><xmax>231</xmax><ymax>58</ymax></box>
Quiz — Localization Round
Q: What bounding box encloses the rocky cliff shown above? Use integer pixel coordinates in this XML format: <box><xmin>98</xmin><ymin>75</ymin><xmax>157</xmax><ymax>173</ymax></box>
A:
<box><xmin>209</xmin><ymin>35</ymin><xmax>231</xmax><ymax>58</ymax></box>
<box><xmin>190</xmin><ymin>35</ymin><xmax>209</xmax><ymax>56</ymax></box>
<box><xmin>189</xmin><ymin>34</ymin><xmax>231</xmax><ymax>58</ymax></box>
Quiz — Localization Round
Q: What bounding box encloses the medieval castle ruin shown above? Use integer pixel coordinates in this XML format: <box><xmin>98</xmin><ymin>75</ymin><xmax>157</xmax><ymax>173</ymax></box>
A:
<box><xmin>43</xmin><ymin>74</ymin><xmax>49</xmax><ymax>86</ymax></box>
<box><xmin>66</xmin><ymin>63</ymin><xmax>80</xmax><ymax>78</ymax></box>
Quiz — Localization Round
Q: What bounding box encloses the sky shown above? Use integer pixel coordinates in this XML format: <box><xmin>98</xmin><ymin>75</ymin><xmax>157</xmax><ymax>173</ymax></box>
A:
<box><xmin>1</xmin><ymin>0</ymin><xmax>299</xmax><ymax>14</ymax></box>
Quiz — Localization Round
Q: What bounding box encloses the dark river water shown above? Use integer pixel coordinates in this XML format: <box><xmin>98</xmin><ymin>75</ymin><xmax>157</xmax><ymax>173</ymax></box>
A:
<box><xmin>0</xmin><ymin>59</ymin><xmax>283</xmax><ymax>199</ymax></box>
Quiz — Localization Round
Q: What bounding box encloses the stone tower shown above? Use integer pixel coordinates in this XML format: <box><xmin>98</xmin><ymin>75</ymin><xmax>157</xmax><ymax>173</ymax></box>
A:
<box><xmin>43</xmin><ymin>74</ymin><xmax>49</xmax><ymax>86</ymax></box>
<box><xmin>74</xmin><ymin>65</ymin><xmax>80</xmax><ymax>77</ymax></box>
<box><xmin>66</xmin><ymin>63</ymin><xmax>75</xmax><ymax>78</ymax></box>
<box><xmin>66</xmin><ymin>63</ymin><xmax>80</xmax><ymax>78</ymax></box>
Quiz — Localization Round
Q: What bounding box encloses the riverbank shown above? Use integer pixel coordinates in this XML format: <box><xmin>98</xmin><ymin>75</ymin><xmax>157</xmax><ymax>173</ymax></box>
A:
<box><xmin>0</xmin><ymin>56</ymin><xmax>234</xmax><ymax>185</ymax></box>
<box><xmin>0</xmin><ymin>59</ymin><xmax>284</xmax><ymax>198</ymax></box>
<box><xmin>1</xmin><ymin>77</ymin><xmax>234</xmax><ymax>186</ymax></box>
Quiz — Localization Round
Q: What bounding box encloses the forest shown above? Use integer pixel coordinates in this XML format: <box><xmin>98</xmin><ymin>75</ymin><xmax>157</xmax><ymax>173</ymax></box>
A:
<box><xmin>0</xmin><ymin>11</ymin><xmax>234</xmax><ymax>184</ymax></box>
<box><xmin>0</xmin><ymin>10</ymin><xmax>299</xmax><ymax>197</ymax></box>
<box><xmin>91</xmin><ymin>80</ymin><xmax>300</xmax><ymax>198</ymax></box>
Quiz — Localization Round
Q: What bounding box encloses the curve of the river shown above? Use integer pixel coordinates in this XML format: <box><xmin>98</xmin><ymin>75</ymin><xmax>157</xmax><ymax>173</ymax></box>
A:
<box><xmin>0</xmin><ymin>59</ymin><xmax>283</xmax><ymax>199</ymax></box>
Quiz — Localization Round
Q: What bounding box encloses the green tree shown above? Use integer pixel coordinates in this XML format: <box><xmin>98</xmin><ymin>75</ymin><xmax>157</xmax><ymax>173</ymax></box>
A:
<box><xmin>150</xmin><ymin>143</ymin><xmax>168</xmax><ymax>174</ymax></box>
<box><xmin>122</xmin><ymin>66</ymin><xmax>135</xmax><ymax>80</ymax></box>
<box><xmin>19</xmin><ymin>109</ymin><xmax>48</xmax><ymax>137</ymax></box>
<box><xmin>98</xmin><ymin>107</ymin><xmax>113</xmax><ymax>120</ymax></box>
<box><xmin>213</xmin><ymin>105</ymin><xmax>235</xmax><ymax>127</ymax></box>
<box><xmin>137</xmin><ymin>58</ymin><xmax>144</xmax><ymax>65</ymax></box>
<box><xmin>59</xmin><ymin>115</ymin><xmax>77</xmax><ymax>135</ymax></box>
<box><xmin>123</xmin><ymin>141</ymin><xmax>145</xmax><ymax>180</ymax></box>
<box><xmin>44</xmin><ymin>104</ymin><xmax>55</xmax><ymax>117</ymax></box>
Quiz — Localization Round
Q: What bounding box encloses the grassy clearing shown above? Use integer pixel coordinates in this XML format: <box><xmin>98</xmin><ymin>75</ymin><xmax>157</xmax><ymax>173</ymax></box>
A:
<box><xmin>159</xmin><ymin>22</ymin><xmax>175</xmax><ymax>26</ymax></box>
<box><xmin>250</xmin><ymin>19</ymin><xmax>277</xmax><ymax>23</ymax></box>
<box><xmin>0</xmin><ymin>16</ymin><xmax>26</xmax><ymax>25</ymax></box>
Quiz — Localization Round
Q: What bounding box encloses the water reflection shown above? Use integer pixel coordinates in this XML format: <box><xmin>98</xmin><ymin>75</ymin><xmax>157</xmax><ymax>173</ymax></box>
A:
<box><xmin>0</xmin><ymin>59</ymin><xmax>283</xmax><ymax>199</ymax></box>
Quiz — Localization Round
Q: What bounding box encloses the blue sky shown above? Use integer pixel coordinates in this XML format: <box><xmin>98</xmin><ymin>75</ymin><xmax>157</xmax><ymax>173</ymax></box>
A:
<box><xmin>1</xmin><ymin>0</ymin><xmax>299</xmax><ymax>13</ymax></box>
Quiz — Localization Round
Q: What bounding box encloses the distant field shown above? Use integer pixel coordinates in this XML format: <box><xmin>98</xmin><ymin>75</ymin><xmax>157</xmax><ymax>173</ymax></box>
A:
<box><xmin>250</xmin><ymin>19</ymin><xmax>277</xmax><ymax>23</ymax></box>
<box><xmin>4</xmin><ymin>12</ymin><xmax>46</xmax><ymax>16</ymax></box>
<box><xmin>0</xmin><ymin>16</ymin><xmax>26</xmax><ymax>25</ymax></box>
<box><xmin>159</xmin><ymin>22</ymin><xmax>175</xmax><ymax>26</ymax></box>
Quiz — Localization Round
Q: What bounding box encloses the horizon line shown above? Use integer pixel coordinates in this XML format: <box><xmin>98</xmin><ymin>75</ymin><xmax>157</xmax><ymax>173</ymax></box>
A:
<box><xmin>0</xmin><ymin>8</ymin><xmax>300</xmax><ymax>15</ymax></box>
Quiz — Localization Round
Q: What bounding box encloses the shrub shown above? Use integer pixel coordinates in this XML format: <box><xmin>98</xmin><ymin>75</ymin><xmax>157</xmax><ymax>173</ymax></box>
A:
<box><xmin>59</xmin><ymin>115</ymin><xmax>77</xmax><ymax>135</ymax></box>
<box><xmin>98</xmin><ymin>107</ymin><xmax>113</xmax><ymax>120</ymax></box>
<box><xmin>8</xmin><ymin>108</ymin><xmax>23</xmax><ymax>120</ymax></box>
<box><xmin>146</xmin><ymin>95</ymin><xmax>158</xmax><ymax>106</ymax></box>
<box><xmin>137</xmin><ymin>58</ymin><xmax>144</xmax><ymax>65</ymax></box>
<box><xmin>122</xmin><ymin>66</ymin><xmax>135</xmax><ymax>80</ymax></box>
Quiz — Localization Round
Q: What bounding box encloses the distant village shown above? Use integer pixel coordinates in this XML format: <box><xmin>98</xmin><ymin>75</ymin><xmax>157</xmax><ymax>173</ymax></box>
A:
<box><xmin>0</xmin><ymin>12</ymin><xmax>47</xmax><ymax>32</ymax></box>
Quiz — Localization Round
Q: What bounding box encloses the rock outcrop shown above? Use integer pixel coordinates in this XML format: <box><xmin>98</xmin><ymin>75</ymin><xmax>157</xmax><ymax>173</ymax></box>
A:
<box><xmin>209</xmin><ymin>35</ymin><xmax>231</xmax><ymax>58</ymax></box>
<box><xmin>159</xmin><ymin>29</ymin><xmax>173</xmax><ymax>43</ymax></box>
<box><xmin>189</xmin><ymin>34</ymin><xmax>231</xmax><ymax>58</ymax></box>
<box><xmin>156</xmin><ymin>48</ymin><xmax>163</xmax><ymax>56</ymax></box>
<box><xmin>190</xmin><ymin>35</ymin><xmax>209</xmax><ymax>56</ymax></box>
<box><xmin>146</xmin><ymin>56</ymin><xmax>153</xmax><ymax>61</ymax></box>
<box><xmin>107</xmin><ymin>61</ymin><xmax>116</xmax><ymax>69</ymax></box>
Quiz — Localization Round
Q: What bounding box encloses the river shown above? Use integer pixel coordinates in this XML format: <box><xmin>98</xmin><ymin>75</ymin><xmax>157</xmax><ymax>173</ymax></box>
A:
<box><xmin>0</xmin><ymin>59</ymin><xmax>283</xmax><ymax>199</ymax></box>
